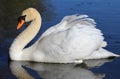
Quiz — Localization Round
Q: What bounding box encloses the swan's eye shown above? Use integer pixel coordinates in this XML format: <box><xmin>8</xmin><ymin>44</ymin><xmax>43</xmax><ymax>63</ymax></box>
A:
<box><xmin>18</xmin><ymin>15</ymin><xmax>26</xmax><ymax>22</ymax></box>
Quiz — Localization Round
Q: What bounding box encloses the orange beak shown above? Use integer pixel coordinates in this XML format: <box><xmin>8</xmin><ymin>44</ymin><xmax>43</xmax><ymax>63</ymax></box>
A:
<box><xmin>17</xmin><ymin>19</ymin><xmax>25</xmax><ymax>30</ymax></box>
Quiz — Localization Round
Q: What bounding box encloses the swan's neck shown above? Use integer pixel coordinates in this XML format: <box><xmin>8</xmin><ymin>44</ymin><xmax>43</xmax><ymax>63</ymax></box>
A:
<box><xmin>9</xmin><ymin>15</ymin><xmax>41</xmax><ymax>60</ymax></box>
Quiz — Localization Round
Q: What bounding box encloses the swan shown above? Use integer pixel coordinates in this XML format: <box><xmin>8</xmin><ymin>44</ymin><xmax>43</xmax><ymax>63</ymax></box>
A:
<box><xmin>9</xmin><ymin>8</ymin><xmax>119</xmax><ymax>63</ymax></box>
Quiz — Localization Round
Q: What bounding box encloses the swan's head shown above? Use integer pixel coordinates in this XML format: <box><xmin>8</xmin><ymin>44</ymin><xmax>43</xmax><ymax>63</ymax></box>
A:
<box><xmin>17</xmin><ymin>8</ymin><xmax>41</xmax><ymax>30</ymax></box>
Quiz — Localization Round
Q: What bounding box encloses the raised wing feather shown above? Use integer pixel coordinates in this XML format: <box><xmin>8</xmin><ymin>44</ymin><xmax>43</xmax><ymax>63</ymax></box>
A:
<box><xmin>39</xmin><ymin>14</ymin><xmax>96</xmax><ymax>40</ymax></box>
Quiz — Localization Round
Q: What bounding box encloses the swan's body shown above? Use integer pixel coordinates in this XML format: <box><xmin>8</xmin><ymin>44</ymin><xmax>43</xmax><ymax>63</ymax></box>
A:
<box><xmin>9</xmin><ymin>8</ymin><xmax>119</xmax><ymax>63</ymax></box>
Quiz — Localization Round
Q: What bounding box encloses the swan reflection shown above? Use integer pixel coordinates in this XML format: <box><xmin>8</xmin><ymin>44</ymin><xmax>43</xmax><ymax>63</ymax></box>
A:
<box><xmin>10</xmin><ymin>59</ymin><xmax>113</xmax><ymax>79</ymax></box>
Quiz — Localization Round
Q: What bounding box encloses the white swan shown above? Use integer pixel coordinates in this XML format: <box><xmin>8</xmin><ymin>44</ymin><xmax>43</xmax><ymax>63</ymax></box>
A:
<box><xmin>9</xmin><ymin>8</ymin><xmax>119</xmax><ymax>63</ymax></box>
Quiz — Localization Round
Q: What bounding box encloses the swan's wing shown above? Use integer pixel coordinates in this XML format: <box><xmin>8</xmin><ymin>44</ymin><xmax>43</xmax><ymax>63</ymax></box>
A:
<box><xmin>40</xmin><ymin>14</ymin><xmax>96</xmax><ymax>40</ymax></box>
<box><xmin>39</xmin><ymin>19</ymin><xmax>67</xmax><ymax>40</ymax></box>
<box><xmin>61</xmin><ymin>14</ymin><xmax>96</xmax><ymax>27</ymax></box>
<box><xmin>36</xmin><ymin>15</ymin><xmax>107</xmax><ymax>61</ymax></box>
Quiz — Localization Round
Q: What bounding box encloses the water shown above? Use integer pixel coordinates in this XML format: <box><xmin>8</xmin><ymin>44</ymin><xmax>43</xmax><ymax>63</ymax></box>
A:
<box><xmin>0</xmin><ymin>0</ymin><xmax>120</xmax><ymax>79</ymax></box>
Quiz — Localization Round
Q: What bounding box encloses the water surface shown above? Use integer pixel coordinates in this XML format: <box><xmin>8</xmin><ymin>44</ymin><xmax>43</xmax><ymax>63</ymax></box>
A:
<box><xmin>0</xmin><ymin>0</ymin><xmax>120</xmax><ymax>79</ymax></box>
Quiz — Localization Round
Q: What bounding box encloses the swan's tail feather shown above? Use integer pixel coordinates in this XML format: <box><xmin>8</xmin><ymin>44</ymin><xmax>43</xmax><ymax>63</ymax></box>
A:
<box><xmin>61</xmin><ymin>14</ymin><xmax>96</xmax><ymax>27</ymax></box>
<box><xmin>85</xmin><ymin>48</ymin><xmax>120</xmax><ymax>60</ymax></box>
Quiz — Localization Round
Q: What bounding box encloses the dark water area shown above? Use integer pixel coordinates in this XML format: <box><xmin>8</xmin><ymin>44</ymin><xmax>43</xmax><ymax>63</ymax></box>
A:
<box><xmin>0</xmin><ymin>0</ymin><xmax>120</xmax><ymax>79</ymax></box>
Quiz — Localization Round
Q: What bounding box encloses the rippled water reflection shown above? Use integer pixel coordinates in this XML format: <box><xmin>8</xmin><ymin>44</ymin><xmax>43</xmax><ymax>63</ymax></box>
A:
<box><xmin>0</xmin><ymin>0</ymin><xmax>120</xmax><ymax>79</ymax></box>
<box><xmin>10</xmin><ymin>59</ymin><xmax>112</xmax><ymax>79</ymax></box>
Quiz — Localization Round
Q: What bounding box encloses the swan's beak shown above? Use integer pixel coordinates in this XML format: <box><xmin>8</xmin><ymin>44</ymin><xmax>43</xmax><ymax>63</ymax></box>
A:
<box><xmin>17</xmin><ymin>20</ymin><xmax>25</xmax><ymax>30</ymax></box>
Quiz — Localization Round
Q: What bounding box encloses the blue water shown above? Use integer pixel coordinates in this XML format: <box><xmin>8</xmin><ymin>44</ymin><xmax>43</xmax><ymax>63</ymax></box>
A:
<box><xmin>0</xmin><ymin>0</ymin><xmax>120</xmax><ymax>79</ymax></box>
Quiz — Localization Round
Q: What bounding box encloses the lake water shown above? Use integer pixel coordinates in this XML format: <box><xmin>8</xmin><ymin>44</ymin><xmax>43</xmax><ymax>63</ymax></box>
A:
<box><xmin>0</xmin><ymin>0</ymin><xmax>120</xmax><ymax>79</ymax></box>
